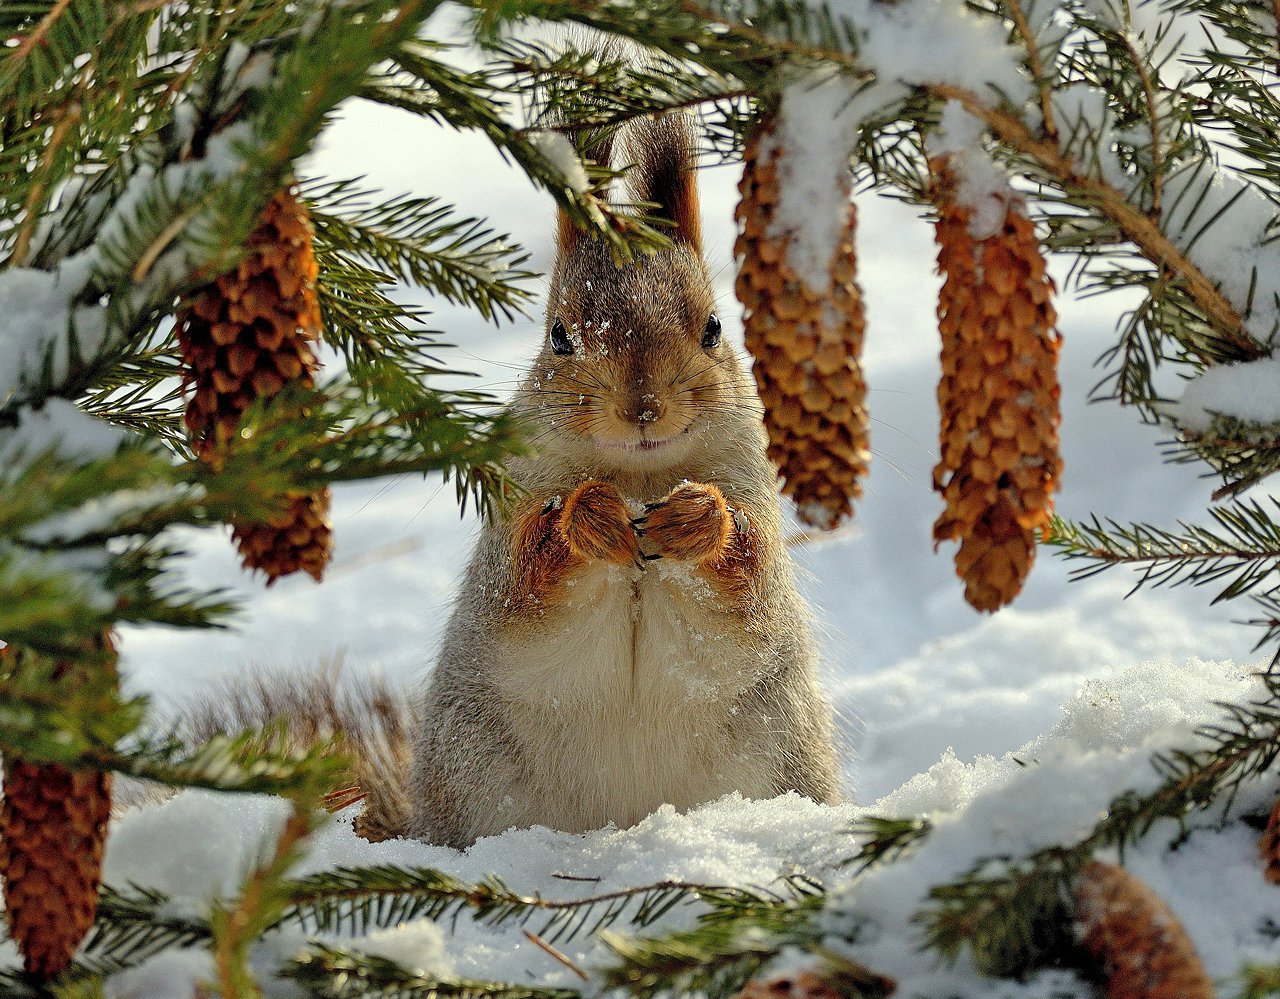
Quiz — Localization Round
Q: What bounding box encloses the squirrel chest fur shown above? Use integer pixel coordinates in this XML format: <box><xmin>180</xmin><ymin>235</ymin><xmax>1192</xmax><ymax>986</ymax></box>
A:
<box><xmin>407</xmin><ymin>114</ymin><xmax>839</xmax><ymax>848</ymax></box>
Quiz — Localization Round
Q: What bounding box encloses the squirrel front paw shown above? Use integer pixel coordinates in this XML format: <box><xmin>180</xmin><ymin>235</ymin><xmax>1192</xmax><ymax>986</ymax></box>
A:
<box><xmin>636</xmin><ymin>482</ymin><xmax>735</xmax><ymax>564</ymax></box>
<box><xmin>559</xmin><ymin>480</ymin><xmax>641</xmax><ymax>567</ymax></box>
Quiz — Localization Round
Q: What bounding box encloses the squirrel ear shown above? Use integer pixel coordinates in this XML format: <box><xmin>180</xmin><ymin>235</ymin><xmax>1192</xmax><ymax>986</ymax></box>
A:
<box><xmin>556</xmin><ymin>127</ymin><xmax>619</xmax><ymax>258</ymax></box>
<box><xmin>626</xmin><ymin>114</ymin><xmax>702</xmax><ymax>257</ymax></box>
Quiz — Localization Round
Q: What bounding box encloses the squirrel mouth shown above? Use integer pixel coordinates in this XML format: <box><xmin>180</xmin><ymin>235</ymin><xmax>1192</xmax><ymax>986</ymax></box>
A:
<box><xmin>596</xmin><ymin>428</ymin><xmax>689</xmax><ymax>453</ymax></box>
<box><xmin>598</xmin><ymin>438</ymin><xmax>671</xmax><ymax>452</ymax></box>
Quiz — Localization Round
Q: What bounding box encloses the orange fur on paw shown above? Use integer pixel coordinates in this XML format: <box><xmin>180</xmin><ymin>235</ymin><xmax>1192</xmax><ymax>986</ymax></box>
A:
<box><xmin>504</xmin><ymin>499</ymin><xmax>584</xmax><ymax>617</ymax></box>
<box><xmin>639</xmin><ymin>482</ymin><xmax>734</xmax><ymax>564</ymax></box>
<box><xmin>560</xmin><ymin>481</ymin><xmax>640</xmax><ymax>567</ymax></box>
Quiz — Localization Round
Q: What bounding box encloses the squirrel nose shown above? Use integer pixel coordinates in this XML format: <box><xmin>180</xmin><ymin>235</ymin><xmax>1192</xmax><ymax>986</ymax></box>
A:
<box><xmin>618</xmin><ymin>393</ymin><xmax>665</xmax><ymax>426</ymax></box>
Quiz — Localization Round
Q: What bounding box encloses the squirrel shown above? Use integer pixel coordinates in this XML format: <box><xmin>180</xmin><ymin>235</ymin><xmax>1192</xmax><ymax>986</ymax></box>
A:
<box><xmin>166</xmin><ymin>112</ymin><xmax>841</xmax><ymax>848</ymax></box>
<box><xmin>405</xmin><ymin>112</ymin><xmax>839</xmax><ymax>847</ymax></box>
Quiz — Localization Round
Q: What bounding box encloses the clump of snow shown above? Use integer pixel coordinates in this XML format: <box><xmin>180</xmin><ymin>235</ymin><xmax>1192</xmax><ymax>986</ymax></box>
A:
<box><xmin>1165</xmin><ymin>354</ymin><xmax>1280</xmax><ymax>433</ymax></box>
<box><xmin>931</xmin><ymin>100</ymin><xmax>1012</xmax><ymax>239</ymax></box>
<box><xmin>762</xmin><ymin>70</ymin><xmax>863</xmax><ymax>296</ymax></box>
<box><xmin>529</xmin><ymin>131</ymin><xmax>590</xmax><ymax>195</ymax></box>
<box><xmin>0</xmin><ymin>254</ymin><xmax>106</xmax><ymax>406</ymax></box>
<box><xmin>1160</xmin><ymin>163</ymin><xmax>1280</xmax><ymax>341</ymax></box>
<box><xmin>829</xmin><ymin>0</ymin><xmax>1031</xmax><ymax>103</ymax></box>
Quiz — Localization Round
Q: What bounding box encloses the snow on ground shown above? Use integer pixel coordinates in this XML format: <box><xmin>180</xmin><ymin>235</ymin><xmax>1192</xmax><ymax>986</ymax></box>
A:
<box><xmin>88</xmin><ymin>60</ymin><xmax>1280</xmax><ymax>996</ymax></box>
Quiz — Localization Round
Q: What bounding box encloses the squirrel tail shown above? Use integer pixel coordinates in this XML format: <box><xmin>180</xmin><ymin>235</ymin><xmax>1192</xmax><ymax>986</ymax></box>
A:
<box><xmin>173</xmin><ymin>662</ymin><xmax>413</xmax><ymax>842</ymax></box>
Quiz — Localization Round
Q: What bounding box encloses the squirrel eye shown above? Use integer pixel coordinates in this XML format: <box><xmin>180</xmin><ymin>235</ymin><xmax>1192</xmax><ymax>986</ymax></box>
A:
<box><xmin>701</xmin><ymin>313</ymin><xmax>722</xmax><ymax>349</ymax></box>
<box><xmin>549</xmin><ymin>319</ymin><xmax>574</xmax><ymax>356</ymax></box>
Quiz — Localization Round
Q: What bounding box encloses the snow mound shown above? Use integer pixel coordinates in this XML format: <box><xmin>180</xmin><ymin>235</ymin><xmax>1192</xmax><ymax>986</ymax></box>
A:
<box><xmin>87</xmin><ymin>656</ymin><xmax>1279</xmax><ymax>996</ymax></box>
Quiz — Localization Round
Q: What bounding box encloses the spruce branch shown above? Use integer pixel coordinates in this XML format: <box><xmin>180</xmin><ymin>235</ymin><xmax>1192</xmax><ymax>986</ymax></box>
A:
<box><xmin>1001</xmin><ymin>0</ymin><xmax>1058</xmax><ymax>143</ymax></box>
<box><xmin>1045</xmin><ymin>503</ymin><xmax>1280</xmax><ymax>602</ymax></box>
<box><xmin>360</xmin><ymin>40</ymin><xmax>672</xmax><ymax>263</ymax></box>
<box><xmin>83</xmin><ymin>885</ymin><xmax>212</xmax><ymax>969</ymax></box>
<box><xmin>276</xmin><ymin>869</ymin><xmax>788</xmax><ymax>945</ymax></box>
<box><xmin>841</xmin><ymin>816</ymin><xmax>933</xmax><ymax>875</ymax></box>
<box><xmin>282</xmin><ymin>944</ymin><xmax>580</xmax><ymax>999</ymax></box>
<box><xmin>305</xmin><ymin>178</ymin><xmax>535</xmax><ymax>324</ymax></box>
<box><xmin>210</xmin><ymin>804</ymin><xmax>321</xmax><ymax>998</ymax></box>
<box><xmin>598</xmin><ymin>877</ymin><xmax>830</xmax><ymax>999</ymax></box>
<box><xmin>1238</xmin><ymin>960</ymin><xmax>1280</xmax><ymax>999</ymax></box>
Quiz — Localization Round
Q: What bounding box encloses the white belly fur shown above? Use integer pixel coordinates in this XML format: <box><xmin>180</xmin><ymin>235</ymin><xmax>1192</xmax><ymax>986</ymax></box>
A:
<box><xmin>495</xmin><ymin>560</ymin><xmax>773</xmax><ymax>830</ymax></box>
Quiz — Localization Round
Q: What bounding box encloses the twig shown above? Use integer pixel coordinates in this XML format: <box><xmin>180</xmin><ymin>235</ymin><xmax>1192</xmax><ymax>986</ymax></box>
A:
<box><xmin>1005</xmin><ymin>0</ymin><xmax>1058</xmax><ymax>143</ymax></box>
<box><xmin>524</xmin><ymin>931</ymin><xmax>590</xmax><ymax>982</ymax></box>
<box><xmin>6</xmin><ymin>0</ymin><xmax>74</xmax><ymax>62</ymax></box>
<box><xmin>1119</xmin><ymin>31</ymin><xmax>1164</xmax><ymax>217</ymax></box>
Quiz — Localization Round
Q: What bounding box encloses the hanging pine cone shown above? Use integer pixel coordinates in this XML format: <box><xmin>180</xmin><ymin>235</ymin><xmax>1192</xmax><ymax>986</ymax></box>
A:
<box><xmin>734</xmin><ymin>118</ymin><xmax>870</xmax><ymax>530</ymax></box>
<box><xmin>0</xmin><ymin>636</ymin><xmax>116</xmax><ymax>980</ymax></box>
<box><xmin>930</xmin><ymin>155</ymin><xmax>1061</xmax><ymax>612</ymax></box>
<box><xmin>176</xmin><ymin>186</ymin><xmax>333</xmax><ymax>584</ymax></box>
<box><xmin>1073</xmin><ymin>859</ymin><xmax>1213</xmax><ymax>999</ymax></box>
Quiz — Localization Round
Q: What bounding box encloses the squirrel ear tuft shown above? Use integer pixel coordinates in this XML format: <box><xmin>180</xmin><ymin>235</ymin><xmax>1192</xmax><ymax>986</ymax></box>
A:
<box><xmin>626</xmin><ymin>114</ymin><xmax>702</xmax><ymax>257</ymax></box>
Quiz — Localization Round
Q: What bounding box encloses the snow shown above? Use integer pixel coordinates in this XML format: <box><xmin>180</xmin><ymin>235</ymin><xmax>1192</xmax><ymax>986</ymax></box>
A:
<box><xmin>0</xmin><ymin>398</ymin><xmax>127</xmax><ymax>463</ymax></box>
<box><xmin>761</xmin><ymin>71</ymin><xmax>863</xmax><ymax>296</ymax></box>
<box><xmin>1160</xmin><ymin>164</ymin><xmax>1280</xmax><ymax>341</ymax></box>
<box><xmin>92</xmin><ymin>656</ymin><xmax>1274</xmax><ymax>995</ymax></box>
<box><xmin>0</xmin><ymin>253</ymin><xmax>106</xmax><ymax>406</ymax></box>
<box><xmin>931</xmin><ymin>100</ymin><xmax>1011</xmax><ymax>240</ymax></box>
<box><xmin>529</xmin><ymin>130</ymin><xmax>590</xmax><ymax>195</ymax></box>
<box><xmin>1167</xmin><ymin>353</ymin><xmax>1280</xmax><ymax>433</ymax></box>
<box><xmin>824</xmin><ymin>0</ymin><xmax>1030</xmax><ymax>104</ymax></box>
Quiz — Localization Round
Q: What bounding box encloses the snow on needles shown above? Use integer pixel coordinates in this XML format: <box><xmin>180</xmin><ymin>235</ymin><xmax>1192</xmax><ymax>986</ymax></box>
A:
<box><xmin>529</xmin><ymin>131</ymin><xmax>590</xmax><ymax>195</ymax></box>
<box><xmin>84</xmin><ymin>656</ymin><xmax>1277</xmax><ymax>997</ymax></box>
<box><xmin>1168</xmin><ymin>353</ymin><xmax>1280</xmax><ymax>433</ymax></box>
<box><xmin>0</xmin><ymin>254</ymin><xmax>106</xmax><ymax>407</ymax></box>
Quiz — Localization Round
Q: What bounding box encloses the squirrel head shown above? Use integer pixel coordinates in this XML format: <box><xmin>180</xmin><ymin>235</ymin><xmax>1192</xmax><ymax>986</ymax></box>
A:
<box><xmin>527</xmin><ymin>114</ymin><xmax>750</xmax><ymax>472</ymax></box>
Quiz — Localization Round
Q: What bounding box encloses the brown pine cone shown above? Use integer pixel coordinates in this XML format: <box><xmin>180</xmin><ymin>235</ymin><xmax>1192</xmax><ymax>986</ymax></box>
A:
<box><xmin>0</xmin><ymin>636</ymin><xmax>116</xmax><ymax>980</ymax></box>
<box><xmin>930</xmin><ymin>156</ymin><xmax>1061</xmax><ymax>612</ymax></box>
<box><xmin>1074</xmin><ymin>859</ymin><xmax>1213</xmax><ymax>999</ymax></box>
<box><xmin>232</xmin><ymin>489</ymin><xmax>333</xmax><ymax>584</ymax></box>
<box><xmin>176</xmin><ymin>186</ymin><xmax>333</xmax><ymax>584</ymax></box>
<box><xmin>735</xmin><ymin>119</ymin><xmax>871</xmax><ymax>530</ymax></box>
